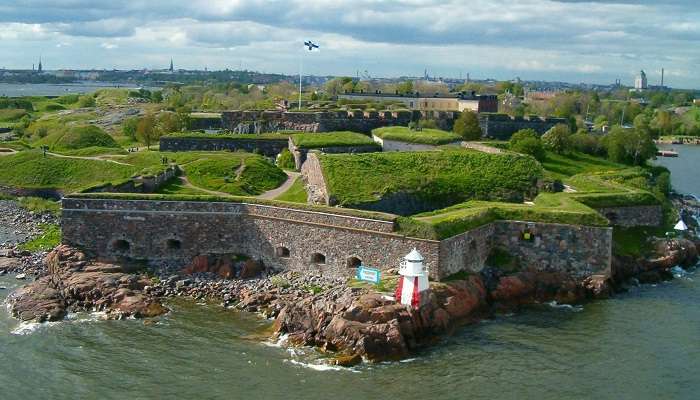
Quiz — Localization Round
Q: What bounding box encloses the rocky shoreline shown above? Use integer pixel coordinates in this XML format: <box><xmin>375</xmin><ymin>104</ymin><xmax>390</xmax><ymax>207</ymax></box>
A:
<box><xmin>1</xmin><ymin>197</ymin><xmax>699</xmax><ymax>365</ymax></box>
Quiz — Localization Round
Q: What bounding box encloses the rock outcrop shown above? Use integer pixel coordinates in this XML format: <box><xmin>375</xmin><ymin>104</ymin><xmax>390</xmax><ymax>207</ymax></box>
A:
<box><xmin>8</xmin><ymin>245</ymin><xmax>167</xmax><ymax>322</ymax></box>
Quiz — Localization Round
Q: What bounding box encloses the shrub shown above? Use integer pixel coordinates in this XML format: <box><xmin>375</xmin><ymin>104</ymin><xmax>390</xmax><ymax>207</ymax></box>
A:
<box><xmin>418</xmin><ymin>119</ymin><xmax>438</xmax><ymax>129</ymax></box>
<box><xmin>541</xmin><ymin>123</ymin><xmax>571</xmax><ymax>154</ymax></box>
<box><xmin>43</xmin><ymin>103</ymin><xmax>66</xmax><ymax>111</ymax></box>
<box><xmin>510</xmin><ymin>129</ymin><xmax>545</xmax><ymax>161</ymax></box>
<box><xmin>78</xmin><ymin>95</ymin><xmax>96</xmax><ymax>108</ymax></box>
<box><xmin>277</xmin><ymin>148</ymin><xmax>296</xmax><ymax>170</ymax></box>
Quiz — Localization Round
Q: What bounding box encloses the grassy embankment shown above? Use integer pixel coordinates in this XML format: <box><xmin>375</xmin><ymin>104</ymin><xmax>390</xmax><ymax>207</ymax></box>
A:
<box><xmin>162</xmin><ymin>132</ymin><xmax>292</xmax><ymax>140</ymax></box>
<box><xmin>319</xmin><ymin>149</ymin><xmax>543</xmax><ymax>212</ymax></box>
<box><xmin>274</xmin><ymin>178</ymin><xmax>307</xmax><ymax>203</ymax></box>
<box><xmin>396</xmin><ymin>151</ymin><xmax>665</xmax><ymax>240</ymax></box>
<box><xmin>372</xmin><ymin>126</ymin><xmax>462</xmax><ymax>145</ymax></box>
<box><xmin>291</xmin><ymin>131</ymin><xmax>379</xmax><ymax>149</ymax></box>
<box><xmin>116</xmin><ymin>151</ymin><xmax>287</xmax><ymax>196</ymax></box>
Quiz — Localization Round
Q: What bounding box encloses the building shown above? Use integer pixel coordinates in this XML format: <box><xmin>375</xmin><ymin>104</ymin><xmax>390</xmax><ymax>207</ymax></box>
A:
<box><xmin>337</xmin><ymin>91</ymin><xmax>498</xmax><ymax>113</ymax></box>
<box><xmin>634</xmin><ymin>70</ymin><xmax>648</xmax><ymax>91</ymax></box>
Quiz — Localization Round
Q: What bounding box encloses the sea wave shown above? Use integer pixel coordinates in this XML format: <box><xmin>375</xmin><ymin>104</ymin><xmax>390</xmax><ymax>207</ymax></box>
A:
<box><xmin>285</xmin><ymin>358</ymin><xmax>359</xmax><ymax>372</ymax></box>
<box><xmin>10</xmin><ymin>311</ymin><xmax>109</xmax><ymax>335</ymax></box>
<box><xmin>545</xmin><ymin>301</ymin><xmax>584</xmax><ymax>312</ymax></box>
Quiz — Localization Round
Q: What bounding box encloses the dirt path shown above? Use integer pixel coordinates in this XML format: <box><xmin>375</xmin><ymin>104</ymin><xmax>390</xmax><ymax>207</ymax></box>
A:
<box><xmin>46</xmin><ymin>152</ymin><xmax>133</xmax><ymax>166</ymax></box>
<box><xmin>178</xmin><ymin>176</ymin><xmax>233</xmax><ymax>197</ymax></box>
<box><xmin>0</xmin><ymin>148</ymin><xmax>18</xmax><ymax>156</ymax></box>
<box><xmin>257</xmin><ymin>171</ymin><xmax>300</xmax><ymax>200</ymax></box>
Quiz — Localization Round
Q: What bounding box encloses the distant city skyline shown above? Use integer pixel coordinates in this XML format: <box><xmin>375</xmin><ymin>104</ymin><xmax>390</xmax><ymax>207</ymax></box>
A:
<box><xmin>0</xmin><ymin>1</ymin><xmax>698</xmax><ymax>89</ymax></box>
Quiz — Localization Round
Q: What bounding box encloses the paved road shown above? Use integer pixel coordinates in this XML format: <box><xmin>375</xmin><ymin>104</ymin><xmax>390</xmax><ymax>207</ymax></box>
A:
<box><xmin>257</xmin><ymin>171</ymin><xmax>300</xmax><ymax>200</ymax></box>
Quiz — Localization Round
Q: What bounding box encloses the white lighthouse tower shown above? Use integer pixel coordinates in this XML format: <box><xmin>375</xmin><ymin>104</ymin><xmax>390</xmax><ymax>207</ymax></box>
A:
<box><xmin>395</xmin><ymin>249</ymin><xmax>430</xmax><ymax>309</ymax></box>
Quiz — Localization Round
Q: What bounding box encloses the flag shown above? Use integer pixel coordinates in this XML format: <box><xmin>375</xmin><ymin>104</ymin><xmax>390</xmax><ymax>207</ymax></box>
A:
<box><xmin>304</xmin><ymin>40</ymin><xmax>320</xmax><ymax>51</ymax></box>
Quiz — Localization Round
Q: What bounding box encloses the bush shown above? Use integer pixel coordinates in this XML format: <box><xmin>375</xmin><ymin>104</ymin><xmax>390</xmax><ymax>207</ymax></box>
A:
<box><xmin>418</xmin><ymin>119</ymin><xmax>438</xmax><ymax>129</ymax></box>
<box><xmin>277</xmin><ymin>148</ymin><xmax>296</xmax><ymax>170</ymax></box>
<box><xmin>541</xmin><ymin>124</ymin><xmax>571</xmax><ymax>154</ymax></box>
<box><xmin>453</xmin><ymin>110</ymin><xmax>482</xmax><ymax>140</ymax></box>
<box><xmin>78</xmin><ymin>95</ymin><xmax>96</xmax><ymax>108</ymax></box>
<box><xmin>43</xmin><ymin>103</ymin><xmax>66</xmax><ymax>112</ymax></box>
<box><xmin>510</xmin><ymin>129</ymin><xmax>545</xmax><ymax>161</ymax></box>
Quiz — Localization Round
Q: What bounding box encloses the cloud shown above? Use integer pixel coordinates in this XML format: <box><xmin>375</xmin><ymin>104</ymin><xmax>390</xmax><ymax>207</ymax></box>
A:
<box><xmin>0</xmin><ymin>0</ymin><xmax>698</xmax><ymax>88</ymax></box>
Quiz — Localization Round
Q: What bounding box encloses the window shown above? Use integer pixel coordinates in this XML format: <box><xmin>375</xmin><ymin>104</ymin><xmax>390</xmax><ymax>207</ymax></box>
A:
<box><xmin>310</xmin><ymin>253</ymin><xmax>326</xmax><ymax>264</ymax></box>
<box><xmin>276</xmin><ymin>246</ymin><xmax>291</xmax><ymax>258</ymax></box>
<box><xmin>346</xmin><ymin>257</ymin><xmax>362</xmax><ymax>269</ymax></box>
<box><xmin>166</xmin><ymin>239</ymin><xmax>182</xmax><ymax>250</ymax></box>
<box><xmin>112</xmin><ymin>239</ymin><xmax>130</xmax><ymax>252</ymax></box>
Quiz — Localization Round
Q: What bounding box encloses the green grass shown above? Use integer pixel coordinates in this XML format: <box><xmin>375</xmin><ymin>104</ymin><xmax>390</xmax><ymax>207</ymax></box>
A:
<box><xmin>36</xmin><ymin>125</ymin><xmax>120</xmax><ymax>151</ymax></box>
<box><xmin>68</xmin><ymin>192</ymin><xmax>399</xmax><ymax>221</ymax></box>
<box><xmin>372</xmin><ymin>126</ymin><xmax>462</xmax><ymax>145</ymax></box>
<box><xmin>612</xmin><ymin>226</ymin><xmax>669</xmax><ymax>258</ymax></box>
<box><xmin>58</xmin><ymin>146</ymin><xmax>128</xmax><ymax>157</ymax></box>
<box><xmin>541</xmin><ymin>151</ymin><xmax>626</xmax><ymax>180</ymax></box>
<box><xmin>0</xmin><ymin>150</ymin><xmax>139</xmax><ymax>192</ymax></box>
<box><xmin>183</xmin><ymin>153</ymin><xmax>287</xmax><ymax>196</ymax></box>
<box><xmin>291</xmin><ymin>131</ymin><xmax>379</xmax><ymax>149</ymax></box>
<box><xmin>0</xmin><ymin>109</ymin><xmax>27</xmax><ymax>122</ymax></box>
<box><xmin>0</xmin><ymin>140</ymin><xmax>32</xmax><ymax>151</ymax></box>
<box><xmin>19</xmin><ymin>224</ymin><xmax>61</xmax><ymax>252</ymax></box>
<box><xmin>398</xmin><ymin>192</ymin><xmax>609</xmax><ymax>240</ymax></box>
<box><xmin>17</xmin><ymin>197</ymin><xmax>61</xmax><ymax>215</ymax></box>
<box><xmin>319</xmin><ymin>150</ymin><xmax>543</xmax><ymax>214</ymax></box>
<box><xmin>163</xmin><ymin>132</ymin><xmax>290</xmax><ymax>140</ymax></box>
<box><xmin>274</xmin><ymin>177</ymin><xmax>307</xmax><ymax>203</ymax></box>
<box><xmin>156</xmin><ymin>177</ymin><xmax>209</xmax><ymax>195</ymax></box>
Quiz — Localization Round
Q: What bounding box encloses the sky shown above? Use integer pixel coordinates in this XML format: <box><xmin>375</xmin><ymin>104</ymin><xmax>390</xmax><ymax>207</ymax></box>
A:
<box><xmin>0</xmin><ymin>0</ymin><xmax>699</xmax><ymax>88</ymax></box>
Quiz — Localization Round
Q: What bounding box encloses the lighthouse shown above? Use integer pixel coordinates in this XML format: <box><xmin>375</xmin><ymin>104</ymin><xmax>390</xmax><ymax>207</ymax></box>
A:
<box><xmin>395</xmin><ymin>249</ymin><xmax>430</xmax><ymax>309</ymax></box>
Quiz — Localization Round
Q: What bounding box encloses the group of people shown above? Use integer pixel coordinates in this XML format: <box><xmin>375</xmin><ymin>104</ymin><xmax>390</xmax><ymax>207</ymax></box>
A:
<box><xmin>127</xmin><ymin>147</ymin><xmax>139</xmax><ymax>153</ymax></box>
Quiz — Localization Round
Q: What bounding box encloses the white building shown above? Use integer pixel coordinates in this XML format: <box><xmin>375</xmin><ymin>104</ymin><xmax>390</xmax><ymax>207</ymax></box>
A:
<box><xmin>634</xmin><ymin>70</ymin><xmax>648</xmax><ymax>91</ymax></box>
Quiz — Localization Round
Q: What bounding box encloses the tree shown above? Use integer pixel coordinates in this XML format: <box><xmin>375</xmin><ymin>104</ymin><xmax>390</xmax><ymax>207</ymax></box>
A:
<box><xmin>136</xmin><ymin>113</ymin><xmax>161</xmax><ymax>149</ymax></box>
<box><xmin>396</xmin><ymin>81</ymin><xmax>414</xmax><ymax>95</ymax></box>
<box><xmin>453</xmin><ymin>110</ymin><xmax>482</xmax><ymax>140</ymax></box>
<box><xmin>651</xmin><ymin>110</ymin><xmax>673</xmax><ymax>137</ymax></box>
<box><xmin>569</xmin><ymin>130</ymin><xmax>603</xmax><ymax>156</ymax></box>
<box><xmin>158</xmin><ymin>112</ymin><xmax>185</xmax><ymax>134</ymax></box>
<box><xmin>509</xmin><ymin>129</ymin><xmax>545</xmax><ymax>161</ymax></box>
<box><xmin>603</xmin><ymin>126</ymin><xmax>656</xmax><ymax>165</ymax></box>
<box><xmin>122</xmin><ymin>117</ymin><xmax>139</xmax><ymax>139</ymax></box>
<box><xmin>277</xmin><ymin>148</ymin><xmax>296</xmax><ymax>170</ymax></box>
<box><xmin>541</xmin><ymin>123</ymin><xmax>571</xmax><ymax>154</ymax></box>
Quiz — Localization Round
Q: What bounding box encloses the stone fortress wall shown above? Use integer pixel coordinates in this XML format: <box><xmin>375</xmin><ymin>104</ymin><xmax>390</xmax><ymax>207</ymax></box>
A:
<box><xmin>478</xmin><ymin>114</ymin><xmax>568</xmax><ymax>140</ymax></box>
<box><xmin>62</xmin><ymin>198</ymin><xmax>616</xmax><ymax>281</ymax></box>
<box><xmin>166</xmin><ymin>110</ymin><xmax>569</xmax><ymax>154</ymax></box>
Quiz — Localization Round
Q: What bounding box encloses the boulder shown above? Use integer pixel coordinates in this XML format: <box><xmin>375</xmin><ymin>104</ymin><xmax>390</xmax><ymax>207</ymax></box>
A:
<box><xmin>239</xmin><ymin>259</ymin><xmax>263</xmax><ymax>279</ymax></box>
<box><xmin>8</xmin><ymin>246</ymin><xmax>167</xmax><ymax>322</ymax></box>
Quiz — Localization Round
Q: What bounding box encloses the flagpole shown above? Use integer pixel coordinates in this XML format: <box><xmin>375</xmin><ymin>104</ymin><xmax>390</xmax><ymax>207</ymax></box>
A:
<box><xmin>298</xmin><ymin>50</ymin><xmax>303</xmax><ymax>111</ymax></box>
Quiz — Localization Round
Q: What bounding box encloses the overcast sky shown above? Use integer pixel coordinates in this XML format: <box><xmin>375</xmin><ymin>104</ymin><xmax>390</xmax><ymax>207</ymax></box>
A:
<box><xmin>1</xmin><ymin>0</ymin><xmax>698</xmax><ymax>88</ymax></box>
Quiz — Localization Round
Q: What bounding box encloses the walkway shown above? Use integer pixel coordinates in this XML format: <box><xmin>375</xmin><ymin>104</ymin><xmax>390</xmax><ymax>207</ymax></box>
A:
<box><xmin>178</xmin><ymin>176</ymin><xmax>232</xmax><ymax>197</ymax></box>
<box><xmin>46</xmin><ymin>152</ymin><xmax>133</xmax><ymax>166</ymax></box>
<box><xmin>178</xmin><ymin>170</ymin><xmax>300</xmax><ymax>200</ymax></box>
<box><xmin>257</xmin><ymin>171</ymin><xmax>300</xmax><ymax>200</ymax></box>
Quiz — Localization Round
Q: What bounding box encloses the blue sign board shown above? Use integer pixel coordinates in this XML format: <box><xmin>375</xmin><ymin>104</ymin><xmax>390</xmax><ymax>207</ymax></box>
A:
<box><xmin>356</xmin><ymin>266</ymin><xmax>381</xmax><ymax>284</ymax></box>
